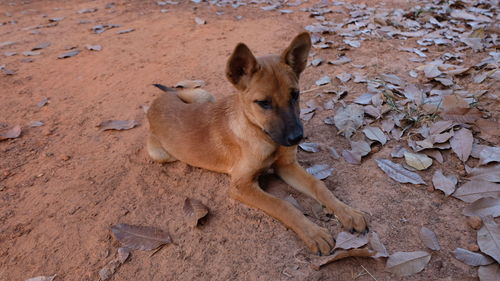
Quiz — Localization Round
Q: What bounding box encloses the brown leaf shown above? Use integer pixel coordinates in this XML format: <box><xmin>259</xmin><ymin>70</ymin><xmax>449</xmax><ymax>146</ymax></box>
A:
<box><xmin>334</xmin><ymin>232</ymin><xmax>368</xmax><ymax>250</ymax></box>
<box><xmin>477</xmin><ymin>216</ymin><xmax>500</xmax><ymax>263</ymax></box>
<box><xmin>376</xmin><ymin>159</ymin><xmax>425</xmax><ymax>185</ymax></box>
<box><xmin>311</xmin><ymin>248</ymin><xmax>376</xmax><ymax>270</ymax></box>
<box><xmin>98</xmin><ymin>120</ymin><xmax>139</xmax><ymax>131</ymax></box>
<box><xmin>419</xmin><ymin>227</ymin><xmax>440</xmax><ymax>250</ymax></box>
<box><xmin>333</xmin><ymin>104</ymin><xmax>364</xmax><ymax>139</ymax></box>
<box><xmin>183</xmin><ymin>198</ymin><xmax>209</xmax><ymax>227</ymax></box>
<box><xmin>386</xmin><ymin>251</ymin><xmax>431</xmax><ymax>277</ymax></box>
<box><xmin>453</xmin><ymin>180</ymin><xmax>500</xmax><ymax>202</ymax></box>
<box><xmin>454</xmin><ymin>248</ymin><xmax>494</xmax><ymax>266</ymax></box>
<box><xmin>369</xmin><ymin>232</ymin><xmax>388</xmax><ymax>258</ymax></box>
<box><xmin>429</xmin><ymin>120</ymin><xmax>454</xmax><ymax>135</ymax></box>
<box><xmin>0</xmin><ymin>125</ymin><xmax>21</xmax><ymax>141</ymax></box>
<box><xmin>450</xmin><ymin>128</ymin><xmax>473</xmax><ymax>162</ymax></box>
<box><xmin>299</xmin><ymin>142</ymin><xmax>320</xmax><ymax>153</ymax></box>
<box><xmin>111</xmin><ymin>224</ymin><xmax>172</xmax><ymax>250</ymax></box>
<box><xmin>424</xmin><ymin>150</ymin><xmax>443</xmax><ymax>164</ymax></box>
<box><xmin>475</xmin><ymin>118</ymin><xmax>500</xmax><ymax>143</ymax></box>
<box><xmin>363</xmin><ymin>126</ymin><xmax>387</xmax><ymax>145</ymax></box>
<box><xmin>432</xmin><ymin>170</ymin><xmax>458</xmax><ymax>196</ymax></box>
<box><xmin>463</xmin><ymin>197</ymin><xmax>500</xmax><ymax>218</ymax></box>
<box><xmin>478</xmin><ymin>264</ymin><xmax>500</xmax><ymax>281</ymax></box>
<box><xmin>442</xmin><ymin>108</ymin><xmax>482</xmax><ymax>123</ymax></box>
<box><xmin>479</xmin><ymin>147</ymin><xmax>500</xmax><ymax>166</ymax></box>
<box><xmin>174</xmin><ymin>80</ymin><xmax>205</xmax><ymax>88</ymax></box>
<box><xmin>467</xmin><ymin>164</ymin><xmax>500</xmax><ymax>182</ymax></box>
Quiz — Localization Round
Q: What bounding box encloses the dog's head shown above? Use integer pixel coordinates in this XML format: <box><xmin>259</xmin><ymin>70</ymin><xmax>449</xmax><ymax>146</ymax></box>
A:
<box><xmin>226</xmin><ymin>32</ymin><xmax>311</xmax><ymax>147</ymax></box>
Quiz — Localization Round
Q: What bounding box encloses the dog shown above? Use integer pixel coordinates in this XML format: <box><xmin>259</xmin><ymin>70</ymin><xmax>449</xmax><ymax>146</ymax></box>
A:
<box><xmin>147</xmin><ymin>32</ymin><xmax>367</xmax><ymax>255</ymax></box>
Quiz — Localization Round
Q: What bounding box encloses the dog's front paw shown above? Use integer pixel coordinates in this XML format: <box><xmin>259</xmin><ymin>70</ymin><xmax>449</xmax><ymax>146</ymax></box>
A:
<box><xmin>335</xmin><ymin>206</ymin><xmax>368</xmax><ymax>234</ymax></box>
<box><xmin>298</xmin><ymin>222</ymin><xmax>334</xmax><ymax>256</ymax></box>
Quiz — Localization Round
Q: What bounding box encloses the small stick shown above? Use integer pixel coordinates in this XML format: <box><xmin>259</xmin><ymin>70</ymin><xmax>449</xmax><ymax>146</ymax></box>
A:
<box><xmin>358</xmin><ymin>262</ymin><xmax>378</xmax><ymax>281</ymax></box>
<box><xmin>301</xmin><ymin>84</ymin><xmax>330</xmax><ymax>94</ymax></box>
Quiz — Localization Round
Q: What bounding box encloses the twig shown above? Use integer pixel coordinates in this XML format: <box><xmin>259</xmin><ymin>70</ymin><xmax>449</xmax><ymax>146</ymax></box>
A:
<box><xmin>357</xmin><ymin>261</ymin><xmax>378</xmax><ymax>281</ymax></box>
<box><xmin>301</xmin><ymin>84</ymin><xmax>330</xmax><ymax>94</ymax></box>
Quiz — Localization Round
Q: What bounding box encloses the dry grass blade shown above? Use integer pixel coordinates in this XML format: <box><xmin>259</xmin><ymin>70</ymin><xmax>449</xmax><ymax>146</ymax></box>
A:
<box><xmin>183</xmin><ymin>198</ymin><xmax>209</xmax><ymax>227</ymax></box>
<box><xmin>111</xmin><ymin>224</ymin><xmax>171</xmax><ymax>251</ymax></box>
<box><xmin>419</xmin><ymin>227</ymin><xmax>440</xmax><ymax>250</ymax></box>
<box><xmin>311</xmin><ymin>248</ymin><xmax>376</xmax><ymax>270</ymax></box>
<box><xmin>0</xmin><ymin>125</ymin><xmax>21</xmax><ymax>141</ymax></box>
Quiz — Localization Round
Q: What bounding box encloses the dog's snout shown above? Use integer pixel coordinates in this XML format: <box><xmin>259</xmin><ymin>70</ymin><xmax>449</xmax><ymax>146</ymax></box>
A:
<box><xmin>287</xmin><ymin>130</ymin><xmax>303</xmax><ymax>145</ymax></box>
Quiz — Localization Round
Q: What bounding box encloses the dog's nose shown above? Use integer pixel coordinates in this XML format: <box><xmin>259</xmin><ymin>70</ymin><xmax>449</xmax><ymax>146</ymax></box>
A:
<box><xmin>287</xmin><ymin>131</ymin><xmax>303</xmax><ymax>145</ymax></box>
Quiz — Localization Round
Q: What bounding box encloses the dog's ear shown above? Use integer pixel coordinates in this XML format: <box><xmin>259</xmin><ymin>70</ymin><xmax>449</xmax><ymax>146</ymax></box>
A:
<box><xmin>281</xmin><ymin>32</ymin><xmax>311</xmax><ymax>77</ymax></box>
<box><xmin>226</xmin><ymin>43</ymin><xmax>259</xmax><ymax>90</ymax></box>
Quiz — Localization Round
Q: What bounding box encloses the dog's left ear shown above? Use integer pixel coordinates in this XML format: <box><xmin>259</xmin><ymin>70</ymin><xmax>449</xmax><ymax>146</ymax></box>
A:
<box><xmin>281</xmin><ymin>32</ymin><xmax>311</xmax><ymax>77</ymax></box>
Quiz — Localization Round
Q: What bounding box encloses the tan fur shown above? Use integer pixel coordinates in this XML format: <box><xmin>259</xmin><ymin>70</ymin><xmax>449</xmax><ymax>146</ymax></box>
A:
<box><xmin>147</xmin><ymin>33</ymin><xmax>367</xmax><ymax>255</ymax></box>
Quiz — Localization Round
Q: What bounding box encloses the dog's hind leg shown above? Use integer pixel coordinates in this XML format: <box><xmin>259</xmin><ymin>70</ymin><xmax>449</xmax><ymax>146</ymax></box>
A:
<box><xmin>147</xmin><ymin>134</ymin><xmax>177</xmax><ymax>163</ymax></box>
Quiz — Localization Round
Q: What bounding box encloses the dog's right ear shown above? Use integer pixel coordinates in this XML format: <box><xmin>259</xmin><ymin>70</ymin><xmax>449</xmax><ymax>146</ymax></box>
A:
<box><xmin>226</xmin><ymin>43</ymin><xmax>259</xmax><ymax>91</ymax></box>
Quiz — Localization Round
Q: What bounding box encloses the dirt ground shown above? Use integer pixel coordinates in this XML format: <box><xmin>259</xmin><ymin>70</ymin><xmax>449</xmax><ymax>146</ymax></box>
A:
<box><xmin>0</xmin><ymin>0</ymin><xmax>496</xmax><ymax>280</ymax></box>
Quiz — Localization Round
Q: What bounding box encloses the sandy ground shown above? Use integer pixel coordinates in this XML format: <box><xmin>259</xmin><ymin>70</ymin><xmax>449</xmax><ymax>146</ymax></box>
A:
<box><xmin>0</xmin><ymin>0</ymin><xmax>496</xmax><ymax>280</ymax></box>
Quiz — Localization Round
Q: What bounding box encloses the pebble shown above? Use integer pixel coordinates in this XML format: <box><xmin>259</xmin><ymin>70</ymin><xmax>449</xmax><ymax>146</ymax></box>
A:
<box><xmin>466</xmin><ymin>216</ymin><xmax>482</xmax><ymax>230</ymax></box>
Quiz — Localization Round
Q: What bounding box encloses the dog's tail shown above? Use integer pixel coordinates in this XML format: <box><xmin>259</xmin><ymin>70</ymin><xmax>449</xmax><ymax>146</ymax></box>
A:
<box><xmin>152</xmin><ymin>83</ymin><xmax>215</xmax><ymax>104</ymax></box>
<box><xmin>153</xmin><ymin>83</ymin><xmax>177</xmax><ymax>93</ymax></box>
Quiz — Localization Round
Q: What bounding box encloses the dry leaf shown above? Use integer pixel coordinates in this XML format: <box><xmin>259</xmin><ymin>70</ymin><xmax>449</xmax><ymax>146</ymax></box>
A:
<box><xmin>381</xmin><ymin>73</ymin><xmax>404</xmax><ymax>86</ymax></box>
<box><xmin>111</xmin><ymin>224</ymin><xmax>171</xmax><ymax>251</ymax></box>
<box><xmin>424</xmin><ymin>150</ymin><xmax>443</xmax><ymax>164</ymax></box>
<box><xmin>306</xmin><ymin>164</ymin><xmax>334</xmax><ymax>180</ymax></box>
<box><xmin>404</xmin><ymin>152</ymin><xmax>433</xmax><ymax>170</ymax></box>
<box><xmin>117</xmin><ymin>247</ymin><xmax>130</xmax><ymax>263</ymax></box>
<box><xmin>354</xmin><ymin>93</ymin><xmax>374</xmax><ymax>105</ymax></box>
<box><xmin>334</xmin><ymin>232</ymin><xmax>368</xmax><ymax>250</ymax></box>
<box><xmin>363</xmin><ymin>126</ymin><xmax>387</xmax><ymax>145</ymax></box>
<box><xmin>25</xmin><ymin>276</ymin><xmax>56</xmax><ymax>281</ymax></box>
<box><xmin>342</xmin><ymin>140</ymin><xmax>371</xmax><ymax>165</ymax></box>
<box><xmin>479</xmin><ymin>147</ymin><xmax>500</xmax><ymax>166</ymax></box>
<box><xmin>463</xmin><ymin>198</ymin><xmax>500</xmax><ymax>218</ymax></box>
<box><xmin>183</xmin><ymin>198</ymin><xmax>209</xmax><ymax>227</ymax></box>
<box><xmin>467</xmin><ymin>165</ymin><xmax>500</xmax><ymax>182</ymax></box>
<box><xmin>477</xmin><ymin>216</ymin><xmax>500</xmax><ymax>263</ymax></box>
<box><xmin>174</xmin><ymin>80</ymin><xmax>205</xmax><ymax>88</ymax></box>
<box><xmin>369</xmin><ymin>232</ymin><xmax>389</xmax><ymax>258</ymax></box>
<box><xmin>450</xmin><ymin>128</ymin><xmax>473</xmax><ymax>162</ymax></box>
<box><xmin>454</xmin><ymin>248</ymin><xmax>494</xmax><ymax>266</ymax></box>
<box><xmin>333</xmin><ymin>104</ymin><xmax>364</xmax><ymax>139</ymax></box>
<box><xmin>419</xmin><ymin>227</ymin><xmax>440</xmax><ymax>250</ymax></box>
<box><xmin>478</xmin><ymin>264</ymin><xmax>500</xmax><ymax>281</ymax></box>
<box><xmin>391</xmin><ymin>146</ymin><xmax>407</xmax><ymax>158</ymax></box>
<box><xmin>429</xmin><ymin>120</ymin><xmax>454</xmax><ymax>135</ymax></box>
<box><xmin>386</xmin><ymin>251</ymin><xmax>431</xmax><ymax>277</ymax></box>
<box><xmin>315</xmin><ymin>76</ymin><xmax>331</xmax><ymax>86</ymax></box>
<box><xmin>299</xmin><ymin>142</ymin><xmax>320</xmax><ymax>153</ymax></box>
<box><xmin>98</xmin><ymin>120</ymin><xmax>139</xmax><ymax>131</ymax></box>
<box><xmin>328</xmin><ymin>146</ymin><xmax>340</xmax><ymax>159</ymax></box>
<box><xmin>0</xmin><ymin>125</ymin><xmax>21</xmax><ymax>141</ymax></box>
<box><xmin>57</xmin><ymin>50</ymin><xmax>80</xmax><ymax>59</ymax></box>
<box><xmin>311</xmin><ymin>248</ymin><xmax>376</xmax><ymax>270</ymax></box>
<box><xmin>453</xmin><ymin>180</ymin><xmax>500</xmax><ymax>203</ymax></box>
<box><xmin>37</xmin><ymin>97</ymin><xmax>49</xmax><ymax>107</ymax></box>
<box><xmin>432</xmin><ymin>170</ymin><xmax>457</xmax><ymax>196</ymax></box>
<box><xmin>376</xmin><ymin>159</ymin><xmax>425</xmax><ymax>185</ymax></box>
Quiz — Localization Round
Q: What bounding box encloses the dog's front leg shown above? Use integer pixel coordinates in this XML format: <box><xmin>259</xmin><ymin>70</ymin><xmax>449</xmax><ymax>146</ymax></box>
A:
<box><xmin>274</xmin><ymin>151</ymin><xmax>368</xmax><ymax>233</ymax></box>
<box><xmin>229</xmin><ymin>175</ymin><xmax>334</xmax><ymax>255</ymax></box>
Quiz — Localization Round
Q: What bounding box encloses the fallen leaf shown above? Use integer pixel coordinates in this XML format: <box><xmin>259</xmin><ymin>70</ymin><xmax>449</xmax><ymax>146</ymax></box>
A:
<box><xmin>381</xmin><ymin>73</ymin><xmax>404</xmax><ymax>86</ymax></box>
<box><xmin>98</xmin><ymin>120</ymin><xmax>139</xmax><ymax>131</ymax></box>
<box><xmin>32</xmin><ymin>42</ymin><xmax>50</xmax><ymax>50</ymax></box>
<box><xmin>315</xmin><ymin>76</ymin><xmax>331</xmax><ymax>86</ymax></box>
<box><xmin>336</xmin><ymin>72</ymin><xmax>352</xmax><ymax>83</ymax></box>
<box><xmin>117</xmin><ymin>247</ymin><xmax>130</xmax><ymax>263</ymax></box>
<box><xmin>467</xmin><ymin>164</ymin><xmax>500</xmax><ymax>182</ymax></box>
<box><xmin>333</xmin><ymin>104</ymin><xmax>364</xmax><ymax>139</ymax></box>
<box><xmin>391</xmin><ymin>146</ymin><xmax>407</xmax><ymax>158</ymax></box>
<box><xmin>450</xmin><ymin>128</ymin><xmax>473</xmax><ymax>162</ymax></box>
<box><xmin>475</xmin><ymin>119</ymin><xmax>500</xmax><ymax>143</ymax></box>
<box><xmin>0</xmin><ymin>125</ymin><xmax>21</xmax><ymax>141</ymax></box>
<box><xmin>174</xmin><ymin>80</ymin><xmax>205</xmax><ymax>88</ymax></box>
<box><xmin>328</xmin><ymin>56</ymin><xmax>351</xmax><ymax>65</ymax></box>
<box><xmin>369</xmin><ymin>232</ymin><xmax>388</xmax><ymax>258</ymax></box>
<box><xmin>306</xmin><ymin>164</ymin><xmax>334</xmax><ymax>180</ymax></box>
<box><xmin>23</xmin><ymin>51</ymin><xmax>41</xmax><ymax>56</ymax></box>
<box><xmin>37</xmin><ymin>97</ymin><xmax>49</xmax><ymax>107</ymax></box>
<box><xmin>111</xmin><ymin>223</ymin><xmax>171</xmax><ymax>251</ymax></box>
<box><xmin>328</xmin><ymin>146</ymin><xmax>340</xmax><ymax>159</ymax></box>
<box><xmin>453</xmin><ymin>180</ymin><xmax>500</xmax><ymax>203</ymax></box>
<box><xmin>363</xmin><ymin>126</ymin><xmax>387</xmax><ymax>145</ymax></box>
<box><xmin>311</xmin><ymin>248</ymin><xmax>376</xmax><ymax>270</ymax></box>
<box><xmin>478</xmin><ymin>264</ymin><xmax>500</xmax><ymax>281</ymax></box>
<box><xmin>85</xmin><ymin>44</ymin><xmax>102</xmax><ymax>51</ymax></box>
<box><xmin>354</xmin><ymin>93</ymin><xmax>374</xmax><ymax>105</ymax></box>
<box><xmin>424</xmin><ymin>150</ymin><xmax>443</xmax><ymax>164</ymax></box>
<box><xmin>30</xmin><ymin>121</ymin><xmax>44</xmax><ymax>127</ymax></box>
<box><xmin>299</xmin><ymin>142</ymin><xmax>320</xmax><ymax>153</ymax></box>
<box><xmin>404</xmin><ymin>152</ymin><xmax>433</xmax><ymax>170</ymax></box>
<box><xmin>419</xmin><ymin>227</ymin><xmax>440</xmax><ymax>250</ymax></box>
<box><xmin>479</xmin><ymin>147</ymin><xmax>500</xmax><ymax>165</ymax></box>
<box><xmin>116</xmin><ymin>28</ymin><xmax>135</xmax><ymax>34</ymax></box>
<box><xmin>375</xmin><ymin>159</ymin><xmax>425</xmax><ymax>185</ymax></box>
<box><xmin>194</xmin><ymin>17</ymin><xmax>206</xmax><ymax>24</ymax></box>
<box><xmin>386</xmin><ymin>251</ymin><xmax>431</xmax><ymax>277</ymax></box>
<box><xmin>310</xmin><ymin>58</ymin><xmax>323</xmax><ymax>67</ymax></box>
<box><xmin>334</xmin><ymin>232</ymin><xmax>368</xmax><ymax>250</ymax></box>
<box><xmin>463</xmin><ymin>197</ymin><xmax>500</xmax><ymax>218</ymax></box>
<box><xmin>432</xmin><ymin>170</ymin><xmax>458</xmax><ymax>196</ymax></box>
<box><xmin>477</xmin><ymin>216</ymin><xmax>500</xmax><ymax>263</ymax></box>
<box><xmin>454</xmin><ymin>248</ymin><xmax>494</xmax><ymax>266</ymax></box>
<box><xmin>25</xmin><ymin>276</ymin><xmax>56</xmax><ymax>281</ymax></box>
<box><xmin>344</xmin><ymin>39</ymin><xmax>360</xmax><ymax>48</ymax></box>
<box><xmin>183</xmin><ymin>198</ymin><xmax>209</xmax><ymax>227</ymax></box>
<box><xmin>57</xmin><ymin>50</ymin><xmax>80</xmax><ymax>59</ymax></box>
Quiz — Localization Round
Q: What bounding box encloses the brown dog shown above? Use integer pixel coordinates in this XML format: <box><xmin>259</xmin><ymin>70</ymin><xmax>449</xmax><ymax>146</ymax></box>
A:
<box><xmin>147</xmin><ymin>32</ymin><xmax>367</xmax><ymax>255</ymax></box>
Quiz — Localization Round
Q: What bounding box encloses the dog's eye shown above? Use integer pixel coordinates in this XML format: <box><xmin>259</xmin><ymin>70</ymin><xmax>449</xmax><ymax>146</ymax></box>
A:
<box><xmin>255</xmin><ymin>100</ymin><xmax>272</xmax><ymax>110</ymax></box>
<box><xmin>291</xmin><ymin>89</ymin><xmax>300</xmax><ymax>102</ymax></box>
